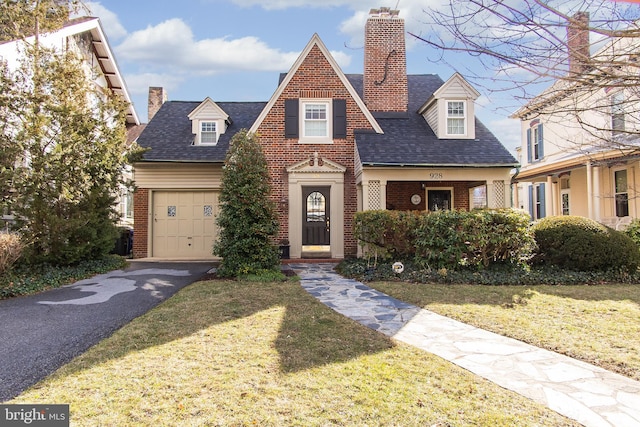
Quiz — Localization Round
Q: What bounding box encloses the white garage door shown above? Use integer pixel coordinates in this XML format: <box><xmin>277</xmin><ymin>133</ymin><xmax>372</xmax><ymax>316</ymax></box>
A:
<box><xmin>152</xmin><ymin>191</ymin><xmax>219</xmax><ymax>259</ymax></box>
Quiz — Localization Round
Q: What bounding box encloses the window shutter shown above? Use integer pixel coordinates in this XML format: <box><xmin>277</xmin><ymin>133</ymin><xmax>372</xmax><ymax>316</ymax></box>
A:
<box><xmin>526</xmin><ymin>128</ymin><xmax>532</xmax><ymax>163</ymax></box>
<box><xmin>285</xmin><ymin>99</ymin><xmax>299</xmax><ymax>138</ymax></box>
<box><xmin>333</xmin><ymin>99</ymin><xmax>347</xmax><ymax>139</ymax></box>
<box><xmin>537</xmin><ymin>124</ymin><xmax>544</xmax><ymax>158</ymax></box>
<box><xmin>539</xmin><ymin>183</ymin><xmax>546</xmax><ymax>218</ymax></box>
<box><xmin>528</xmin><ymin>185</ymin><xmax>534</xmax><ymax>219</ymax></box>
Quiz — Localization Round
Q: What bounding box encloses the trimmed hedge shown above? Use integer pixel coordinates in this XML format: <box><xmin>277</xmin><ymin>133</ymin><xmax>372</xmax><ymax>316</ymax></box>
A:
<box><xmin>532</xmin><ymin>216</ymin><xmax>640</xmax><ymax>272</ymax></box>
<box><xmin>354</xmin><ymin>209</ymin><xmax>535</xmax><ymax>270</ymax></box>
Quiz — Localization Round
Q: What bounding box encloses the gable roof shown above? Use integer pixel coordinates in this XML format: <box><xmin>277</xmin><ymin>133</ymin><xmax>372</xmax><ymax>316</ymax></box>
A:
<box><xmin>418</xmin><ymin>72</ymin><xmax>481</xmax><ymax>114</ymax></box>
<box><xmin>353</xmin><ymin>74</ymin><xmax>518</xmax><ymax>167</ymax></box>
<box><xmin>249</xmin><ymin>33</ymin><xmax>382</xmax><ymax>134</ymax></box>
<box><xmin>137</xmin><ymin>100</ymin><xmax>266</xmax><ymax>162</ymax></box>
<box><xmin>0</xmin><ymin>17</ymin><xmax>139</xmax><ymax>125</ymax></box>
<box><xmin>187</xmin><ymin>97</ymin><xmax>231</xmax><ymax>122</ymax></box>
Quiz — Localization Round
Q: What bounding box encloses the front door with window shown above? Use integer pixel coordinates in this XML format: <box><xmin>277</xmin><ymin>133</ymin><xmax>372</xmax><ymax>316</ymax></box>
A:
<box><xmin>428</xmin><ymin>190</ymin><xmax>451</xmax><ymax>211</ymax></box>
<box><xmin>303</xmin><ymin>186</ymin><xmax>330</xmax><ymax>245</ymax></box>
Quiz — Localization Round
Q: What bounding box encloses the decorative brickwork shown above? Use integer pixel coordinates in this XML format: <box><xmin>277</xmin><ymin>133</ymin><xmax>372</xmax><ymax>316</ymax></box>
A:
<box><xmin>256</xmin><ymin>44</ymin><xmax>375</xmax><ymax>257</ymax></box>
<box><xmin>363</xmin><ymin>8</ymin><xmax>408</xmax><ymax>112</ymax></box>
<box><xmin>132</xmin><ymin>188</ymin><xmax>148</xmax><ymax>258</ymax></box>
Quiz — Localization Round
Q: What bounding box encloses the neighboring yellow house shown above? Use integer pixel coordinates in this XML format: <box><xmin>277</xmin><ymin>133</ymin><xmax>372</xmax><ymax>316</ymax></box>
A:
<box><xmin>512</xmin><ymin>13</ymin><xmax>640</xmax><ymax>230</ymax></box>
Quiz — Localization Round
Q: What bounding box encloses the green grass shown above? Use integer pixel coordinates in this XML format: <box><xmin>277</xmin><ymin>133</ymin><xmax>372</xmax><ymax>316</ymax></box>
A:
<box><xmin>369</xmin><ymin>282</ymin><xmax>640</xmax><ymax>381</ymax></box>
<box><xmin>10</xmin><ymin>279</ymin><xmax>579</xmax><ymax>426</ymax></box>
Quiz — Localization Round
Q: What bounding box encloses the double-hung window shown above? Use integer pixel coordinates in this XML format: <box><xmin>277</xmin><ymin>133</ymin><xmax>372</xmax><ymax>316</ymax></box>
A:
<box><xmin>615</xmin><ymin>169</ymin><xmax>629</xmax><ymax>217</ymax></box>
<box><xmin>200</xmin><ymin>121</ymin><xmax>217</xmax><ymax>144</ymax></box>
<box><xmin>304</xmin><ymin>103</ymin><xmax>328</xmax><ymax>137</ymax></box>
<box><xmin>611</xmin><ymin>92</ymin><xmax>625</xmax><ymax>135</ymax></box>
<box><xmin>446</xmin><ymin>101</ymin><xmax>465</xmax><ymax>135</ymax></box>
<box><xmin>527</xmin><ymin>121</ymin><xmax>544</xmax><ymax>163</ymax></box>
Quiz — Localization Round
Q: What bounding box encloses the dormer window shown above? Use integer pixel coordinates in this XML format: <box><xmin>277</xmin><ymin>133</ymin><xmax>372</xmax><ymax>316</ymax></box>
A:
<box><xmin>446</xmin><ymin>101</ymin><xmax>466</xmax><ymax>135</ymax></box>
<box><xmin>200</xmin><ymin>121</ymin><xmax>217</xmax><ymax>144</ymax></box>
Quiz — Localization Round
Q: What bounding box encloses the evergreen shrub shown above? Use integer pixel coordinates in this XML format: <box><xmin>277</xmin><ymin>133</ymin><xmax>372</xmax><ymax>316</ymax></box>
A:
<box><xmin>213</xmin><ymin>130</ymin><xmax>279</xmax><ymax>277</ymax></box>
<box><xmin>532</xmin><ymin>216</ymin><xmax>640</xmax><ymax>272</ymax></box>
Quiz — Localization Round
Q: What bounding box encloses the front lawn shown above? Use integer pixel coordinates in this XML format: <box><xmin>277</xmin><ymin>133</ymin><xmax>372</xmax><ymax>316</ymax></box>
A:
<box><xmin>9</xmin><ymin>279</ymin><xmax>578</xmax><ymax>426</ymax></box>
<box><xmin>368</xmin><ymin>282</ymin><xmax>640</xmax><ymax>381</ymax></box>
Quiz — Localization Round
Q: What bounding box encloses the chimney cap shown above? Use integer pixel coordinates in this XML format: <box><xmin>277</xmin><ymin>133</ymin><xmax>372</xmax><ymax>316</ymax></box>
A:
<box><xmin>369</xmin><ymin>7</ymin><xmax>400</xmax><ymax>18</ymax></box>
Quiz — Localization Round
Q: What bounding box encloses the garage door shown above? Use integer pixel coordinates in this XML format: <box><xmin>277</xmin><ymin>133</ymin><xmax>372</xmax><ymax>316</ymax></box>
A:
<box><xmin>152</xmin><ymin>191</ymin><xmax>219</xmax><ymax>258</ymax></box>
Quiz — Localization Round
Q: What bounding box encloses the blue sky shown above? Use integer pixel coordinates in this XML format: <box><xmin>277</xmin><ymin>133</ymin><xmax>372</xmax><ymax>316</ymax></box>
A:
<box><xmin>83</xmin><ymin>1</ymin><xmax>524</xmax><ymax>151</ymax></box>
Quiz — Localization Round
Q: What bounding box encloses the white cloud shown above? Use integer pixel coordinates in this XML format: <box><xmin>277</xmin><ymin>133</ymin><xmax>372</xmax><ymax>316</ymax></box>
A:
<box><xmin>115</xmin><ymin>18</ymin><xmax>349</xmax><ymax>74</ymax></box>
<box><xmin>82</xmin><ymin>2</ymin><xmax>127</xmax><ymax>40</ymax></box>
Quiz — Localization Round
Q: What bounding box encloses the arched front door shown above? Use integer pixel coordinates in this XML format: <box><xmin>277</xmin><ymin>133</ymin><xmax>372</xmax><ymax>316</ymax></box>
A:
<box><xmin>303</xmin><ymin>186</ymin><xmax>330</xmax><ymax>245</ymax></box>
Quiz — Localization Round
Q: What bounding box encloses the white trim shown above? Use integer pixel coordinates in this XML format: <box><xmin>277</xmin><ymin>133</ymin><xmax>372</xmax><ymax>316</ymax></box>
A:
<box><xmin>299</xmin><ymin>98</ymin><xmax>332</xmax><ymax>144</ymax></box>
<box><xmin>445</xmin><ymin>100</ymin><xmax>466</xmax><ymax>136</ymax></box>
<box><xmin>249</xmin><ymin>34</ymin><xmax>383</xmax><ymax>135</ymax></box>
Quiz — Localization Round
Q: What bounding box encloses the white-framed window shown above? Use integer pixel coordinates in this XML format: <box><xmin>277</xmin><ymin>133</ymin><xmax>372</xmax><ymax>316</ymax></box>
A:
<box><xmin>614</xmin><ymin>168</ymin><xmax>629</xmax><ymax>217</ymax></box>
<box><xmin>526</xmin><ymin>121</ymin><xmax>544</xmax><ymax>163</ymax></box>
<box><xmin>200</xmin><ymin>121</ymin><xmax>217</xmax><ymax>144</ymax></box>
<box><xmin>446</xmin><ymin>101</ymin><xmax>465</xmax><ymax>135</ymax></box>
<box><xmin>611</xmin><ymin>92</ymin><xmax>625</xmax><ymax>135</ymax></box>
<box><xmin>300</xmin><ymin>100</ymin><xmax>332</xmax><ymax>143</ymax></box>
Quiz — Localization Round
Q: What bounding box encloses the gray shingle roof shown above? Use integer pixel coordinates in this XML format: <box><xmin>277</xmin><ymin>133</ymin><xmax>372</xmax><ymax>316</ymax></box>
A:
<box><xmin>137</xmin><ymin>75</ymin><xmax>516</xmax><ymax>167</ymax></box>
<box><xmin>349</xmin><ymin>74</ymin><xmax>518</xmax><ymax>167</ymax></box>
<box><xmin>137</xmin><ymin>101</ymin><xmax>266</xmax><ymax>162</ymax></box>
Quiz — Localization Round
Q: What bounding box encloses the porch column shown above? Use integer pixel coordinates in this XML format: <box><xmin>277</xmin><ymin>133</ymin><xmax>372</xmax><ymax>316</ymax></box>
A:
<box><xmin>362</xmin><ymin>181</ymin><xmax>370</xmax><ymax>211</ymax></box>
<box><xmin>546</xmin><ymin>175</ymin><xmax>554</xmax><ymax>216</ymax></box>
<box><xmin>586</xmin><ymin>161</ymin><xmax>594</xmax><ymax>219</ymax></box>
<box><xmin>380</xmin><ymin>181</ymin><xmax>387</xmax><ymax>210</ymax></box>
<box><xmin>513</xmin><ymin>183</ymin><xmax>520</xmax><ymax>210</ymax></box>
<box><xmin>593</xmin><ymin>166</ymin><xmax>601</xmax><ymax>221</ymax></box>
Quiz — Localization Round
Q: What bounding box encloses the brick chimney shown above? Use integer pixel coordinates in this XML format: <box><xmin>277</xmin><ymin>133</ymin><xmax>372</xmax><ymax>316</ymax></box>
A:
<box><xmin>147</xmin><ymin>87</ymin><xmax>167</xmax><ymax>122</ymax></box>
<box><xmin>567</xmin><ymin>12</ymin><xmax>590</xmax><ymax>76</ymax></box>
<box><xmin>363</xmin><ymin>7</ymin><xmax>408</xmax><ymax>112</ymax></box>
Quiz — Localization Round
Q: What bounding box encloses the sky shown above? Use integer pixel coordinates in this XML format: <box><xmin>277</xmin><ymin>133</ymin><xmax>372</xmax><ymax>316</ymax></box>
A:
<box><xmin>81</xmin><ymin>0</ymin><xmax>529</xmax><ymax>153</ymax></box>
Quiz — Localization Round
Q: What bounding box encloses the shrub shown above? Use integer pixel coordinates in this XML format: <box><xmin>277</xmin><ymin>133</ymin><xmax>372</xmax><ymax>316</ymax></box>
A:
<box><xmin>213</xmin><ymin>130</ymin><xmax>280</xmax><ymax>277</ymax></box>
<box><xmin>0</xmin><ymin>232</ymin><xmax>25</xmax><ymax>274</ymax></box>
<box><xmin>354</xmin><ymin>208</ymin><xmax>534</xmax><ymax>270</ymax></box>
<box><xmin>532</xmin><ymin>216</ymin><xmax>640</xmax><ymax>272</ymax></box>
<box><xmin>353</xmin><ymin>210</ymin><xmax>420</xmax><ymax>260</ymax></box>
<box><xmin>413</xmin><ymin>209</ymin><xmax>535</xmax><ymax>270</ymax></box>
<box><xmin>624</xmin><ymin>218</ymin><xmax>640</xmax><ymax>249</ymax></box>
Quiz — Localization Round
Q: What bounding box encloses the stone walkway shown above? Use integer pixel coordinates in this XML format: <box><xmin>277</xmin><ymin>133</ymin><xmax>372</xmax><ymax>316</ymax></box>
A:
<box><xmin>288</xmin><ymin>263</ymin><xmax>640</xmax><ymax>427</ymax></box>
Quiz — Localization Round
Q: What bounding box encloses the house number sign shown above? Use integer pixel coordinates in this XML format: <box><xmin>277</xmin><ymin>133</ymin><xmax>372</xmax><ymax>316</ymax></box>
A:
<box><xmin>430</xmin><ymin>172</ymin><xmax>443</xmax><ymax>179</ymax></box>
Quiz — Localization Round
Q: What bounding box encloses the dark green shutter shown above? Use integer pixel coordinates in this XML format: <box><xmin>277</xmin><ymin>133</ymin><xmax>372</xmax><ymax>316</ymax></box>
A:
<box><xmin>285</xmin><ymin>99</ymin><xmax>298</xmax><ymax>138</ymax></box>
<box><xmin>333</xmin><ymin>99</ymin><xmax>347</xmax><ymax>139</ymax></box>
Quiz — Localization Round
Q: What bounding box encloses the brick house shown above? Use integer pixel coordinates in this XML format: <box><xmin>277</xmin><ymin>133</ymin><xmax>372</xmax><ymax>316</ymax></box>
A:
<box><xmin>132</xmin><ymin>7</ymin><xmax>517</xmax><ymax>260</ymax></box>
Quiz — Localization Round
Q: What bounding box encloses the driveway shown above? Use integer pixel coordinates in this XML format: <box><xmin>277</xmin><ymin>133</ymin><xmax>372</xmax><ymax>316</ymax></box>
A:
<box><xmin>0</xmin><ymin>261</ymin><xmax>213</xmax><ymax>402</ymax></box>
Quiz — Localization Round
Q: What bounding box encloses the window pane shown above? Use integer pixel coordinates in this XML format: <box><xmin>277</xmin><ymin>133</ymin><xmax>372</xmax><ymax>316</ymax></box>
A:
<box><xmin>305</xmin><ymin>104</ymin><xmax>326</xmax><ymax>119</ymax></box>
<box><xmin>447</xmin><ymin>118</ymin><xmax>464</xmax><ymax>134</ymax></box>
<box><xmin>306</xmin><ymin>192</ymin><xmax>325</xmax><ymax>222</ymax></box>
<box><xmin>447</xmin><ymin>101</ymin><xmax>464</xmax><ymax>117</ymax></box>
<box><xmin>305</xmin><ymin>120</ymin><xmax>327</xmax><ymax>137</ymax></box>
<box><xmin>201</xmin><ymin>132</ymin><xmax>217</xmax><ymax>143</ymax></box>
<box><xmin>615</xmin><ymin>170</ymin><xmax>628</xmax><ymax>193</ymax></box>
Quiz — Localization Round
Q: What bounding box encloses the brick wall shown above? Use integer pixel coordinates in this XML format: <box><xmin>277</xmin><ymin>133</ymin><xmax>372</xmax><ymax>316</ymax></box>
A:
<box><xmin>363</xmin><ymin>10</ymin><xmax>408</xmax><ymax>112</ymax></box>
<box><xmin>257</xmin><ymin>44</ymin><xmax>375</xmax><ymax>257</ymax></box>
<box><xmin>132</xmin><ymin>188</ymin><xmax>148</xmax><ymax>258</ymax></box>
<box><xmin>386</xmin><ymin>181</ymin><xmax>470</xmax><ymax>211</ymax></box>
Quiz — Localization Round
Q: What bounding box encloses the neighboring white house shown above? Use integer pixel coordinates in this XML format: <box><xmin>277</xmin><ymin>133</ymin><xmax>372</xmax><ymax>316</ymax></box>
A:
<box><xmin>512</xmin><ymin>13</ymin><xmax>640</xmax><ymax>230</ymax></box>
<box><xmin>0</xmin><ymin>16</ymin><xmax>141</xmax><ymax>230</ymax></box>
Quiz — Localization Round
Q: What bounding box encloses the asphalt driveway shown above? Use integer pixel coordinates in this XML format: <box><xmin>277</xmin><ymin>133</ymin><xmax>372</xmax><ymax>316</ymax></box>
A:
<box><xmin>0</xmin><ymin>261</ymin><xmax>214</xmax><ymax>402</ymax></box>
